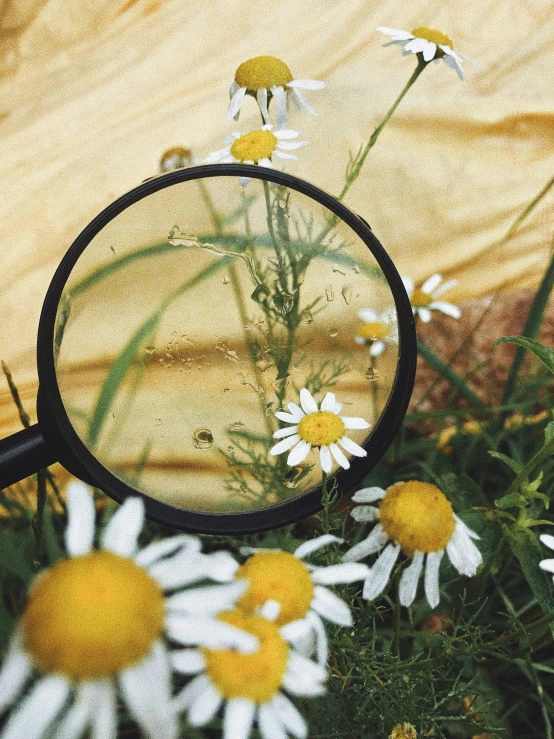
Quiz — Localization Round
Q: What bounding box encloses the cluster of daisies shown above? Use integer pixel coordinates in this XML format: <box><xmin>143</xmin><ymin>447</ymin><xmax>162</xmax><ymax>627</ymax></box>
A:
<box><xmin>203</xmin><ymin>25</ymin><xmax>474</xmax><ymax>174</ymax></box>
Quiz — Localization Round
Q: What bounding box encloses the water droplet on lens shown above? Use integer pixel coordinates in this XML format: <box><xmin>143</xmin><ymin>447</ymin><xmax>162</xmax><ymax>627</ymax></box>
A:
<box><xmin>222</xmin><ymin>275</ymin><xmax>230</xmax><ymax>284</ymax></box>
<box><xmin>154</xmin><ymin>418</ymin><xmax>162</xmax><ymax>426</ymax></box>
<box><xmin>228</xmin><ymin>421</ymin><xmax>245</xmax><ymax>431</ymax></box>
<box><xmin>341</xmin><ymin>285</ymin><xmax>353</xmax><ymax>305</ymax></box>
<box><xmin>325</xmin><ymin>285</ymin><xmax>334</xmax><ymax>302</ymax></box>
<box><xmin>301</xmin><ymin>309</ymin><xmax>313</xmax><ymax>324</ymax></box>
<box><xmin>264</xmin><ymin>402</ymin><xmax>275</xmax><ymax>416</ymax></box>
<box><xmin>227</xmin><ymin>445</ymin><xmax>234</xmax><ymax>452</ymax></box>
<box><xmin>145</xmin><ymin>346</ymin><xmax>155</xmax><ymax>355</ymax></box>
<box><xmin>251</xmin><ymin>284</ymin><xmax>269</xmax><ymax>304</ymax></box>
<box><xmin>266</xmin><ymin>492</ymin><xmax>278</xmax><ymax>503</ymax></box>
<box><xmin>284</xmin><ymin>466</ymin><xmax>304</xmax><ymax>488</ymax></box>
<box><xmin>193</xmin><ymin>428</ymin><xmax>214</xmax><ymax>450</ymax></box>
<box><xmin>328</xmin><ymin>327</ymin><xmax>338</xmax><ymax>338</ymax></box>
<box><xmin>274</xmin><ymin>292</ymin><xmax>294</xmax><ymax>315</ymax></box>
<box><xmin>159</xmin><ymin>146</ymin><xmax>193</xmax><ymax>173</ymax></box>
<box><xmin>365</xmin><ymin>367</ymin><xmax>380</xmax><ymax>381</ymax></box>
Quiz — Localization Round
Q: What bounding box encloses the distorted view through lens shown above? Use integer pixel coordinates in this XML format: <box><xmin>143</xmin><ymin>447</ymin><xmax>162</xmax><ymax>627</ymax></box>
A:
<box><xmin>54</xmin><ymin>174</ymin><xmax>399</xmax><ymax>512</ymax></box>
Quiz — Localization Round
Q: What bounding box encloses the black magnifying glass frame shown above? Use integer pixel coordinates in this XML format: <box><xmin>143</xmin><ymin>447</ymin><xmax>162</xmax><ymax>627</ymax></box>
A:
<box><xmin>0</xmin><ymin>163</ymin><xmax>416</xmax><ymax>534</ymax></box>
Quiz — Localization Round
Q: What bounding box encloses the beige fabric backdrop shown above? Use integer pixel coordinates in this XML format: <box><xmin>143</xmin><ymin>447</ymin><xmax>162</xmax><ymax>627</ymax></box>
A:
<box><xmin>1</xmin><ymin>0</ymin><xmax>554</xmax><ymax>437</ymax></box>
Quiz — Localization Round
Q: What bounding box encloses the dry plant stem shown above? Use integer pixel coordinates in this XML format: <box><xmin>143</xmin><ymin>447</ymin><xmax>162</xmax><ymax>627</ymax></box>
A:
<box><xmin>321</xmin><ymin>471</ymin><xmax>331</xmax><ymax>535</ymax></box>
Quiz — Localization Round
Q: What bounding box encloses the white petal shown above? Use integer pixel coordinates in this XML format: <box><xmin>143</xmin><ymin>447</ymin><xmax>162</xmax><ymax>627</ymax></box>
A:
<box><xmin>148</xmin><ymin>550</ymin><xmax>212</xmax><ymax>589</ymax></box>
<box><xmin>0</xmin><ymin>631</ymin><xmax>32</xmax><ymax>713</ymax></box>
<box><xmin>338</xmin><ymin>436</ymin><xmax>367</xmax><ymax>457</ymax></box>
<box><xmin>273</xmin><ymin>150</ymin><xmax>298</xmax><ymax>161</ymax></box>
<box><xmin>431</xmin><ymin>301</ymin><xmax>461</xmax><ymax>318</ymax></box>
<box><xmin>1</xmin><ymin>675</ymin><xmax>71</xmax><ymax>739</ymax></box>
<box><xmin>287</xmin><ymin>440</ymin><xmax>312</xmax><ymax>467</ymax></box>
<box><xmin>341</xmin><ymin>417</ymin><xmax>371</xmax><ymax>430</ymax></box>
<box><xmin>541</xmin><ymin>534</ymin><xmax>554</xmax><ymax>552</ymax></box>
<box><xmin>358</xmin><ymin>308</ymin><xmax>378</xmax><ymax>322</ymax></box>
<box><xmin>136</xmin><ymin>534</ymin><xmax>200</xmax><ymax>568</ymax></box>
<box><xmin>418</xmin><ymin>307</ymin><xmax>432</xmax><ymax>323</ymax></box>
<box><xmin>257</xmin><ymin>87</ymin><xmax>270</xmax><ymax>124</ymax></box>
<box><xmin>350</xmin><ymin>505</ymin><xmax>380</xmax><ymax>522</ymax></box>
<box><xmin>422</xmin><ymin>41</ymin><xmax>437</xmax><ymax>61</ymax></box>
<box><xmin>299</xmin><ymin>388</ymin><xmax>318</xmax><ymax>413</ymax></box>
<box><xmin>172</xmin><ymin>674</ymin><xmax>212</xmax><ymax>711</ymax></box>
<box><xmin>273</xmin><ymin>129</ymin><xmax>299</xmax><ymax>139</ymax></box>
<box><xmin>90</xmin><ymin>680</ymin><xmax>117</xmax><ymax>739</ymax></box>
<box><xmin>260</xmin><ymin>599</ymin><xmax>281</xmax><ymax>621</ymax></box>
<box><xmin>273</xmin><ymin>425</ymin><xmax>299</xmax><ymax>439</ymax></box>
<box><xmin>223</xmin><ymin>698</ymin><xmax>256</xmax><ymax>739</ymax></box>
<box><xmin>204</xmin><ymin>146</ymin><xmax>233</xmax><ymax>163</ymax></box>
<box><xmin>303</xmin><ymin>611</ymin><xmax>327</xmax><ymax>667</ymax></box>
<box><xmin>271</xmin><ymin>434</ymin><xmax>301</xmax><ymax>455</ymax></box>
<box><xmin>206</xmin><ymin>551</ymin><xmax>242</xmax><ymax>581</ymax></box>
<box><xmin>442</xmin><ymin>49</ymin><xmax>465</xmax><ymax>79</ymax></box>
<box><xmin>271</xmin><ymin>85</ymin><xmax>288</xmax><ymax>130</ymax></box>
<box><xmin>352</xmin><ymin>487</ymin><xmax>386</xmax><ymax>503</ymax></box>
<box><xmin>539</xmin><ymin>559</ymin><xmax>554</xmax><ymax>574</ymax></box>
<box><xmin>369</xmin><ymin>341</ymin><xmax>386</xmax><ymax>356</ymax></box>
<box><xmin>376</xmin><ymin>26</ymin><xmax>415</xmax><ymax>41</ymax></box>
<box><xmin>424</xmin><ymin>551</ymin><xmax>444</xmax><ymax>609</ymax></box>
<box><xmin>165</xmin><ymin>614</ymin><xmax>258</xmax><ymax>652</ymax></box>
<box><xmin>280</xmin><ymin>617</ymin><xmax>311</xmax><ymax>644</ymax></box>
<box><xmin>275</xmin><ymin>140</ymin><xmax>306</xmax><ymax>150</ymax></box>
<box><xmin>274</xmin><ymin>411</ymin><xmax>301</xmax><ymax>423</ymax></box>
<box><xmin>421</xmin><ymin>274</ymin><xmax>442</xmax><ymax>294</ymax></box>
<box><xmin>64</xmin><ymin>481</ymin><xmax>96</xmax><ymax>556</ymax></box>
<box><xmin>271</xmin><ymin>693</ymin><xmax>308</xmax><ymax>738</ymax></box>
<box><xmin>446</xmin><ymin>521</ymin><xmax>482</xmax><ymax>576</ymax></box>
<box><xmin>294</xmin><ymin>534</ymin><xmax>342</xmax><ymax>559</ymax></box>
<box><xmin>55</xmin><ymin>681</ymin><xmax>112</xmax><ymax>739</ymax></box>
<box><xmin>402</xmin><ymin>277</ymin><xmax>414</xmax><ymax>295</ymax></box>
<box><xmin>258</xmin><ymin>158</ymin><xmax>274</xmax><ymax>168</ymax></box>
<box><xmin>189</xmin><ymin>681</ymin><xmax>223</xmax><ymax>727</ymax></box>
<box><xmin>290</xmin><ymin>87</ymin><xmax>317</xmax><ymax>116</ymax></box>
<box><xmin>102</xmin><ymin>497</ymin><xmax>144</xmax><ymax>557</ymax></box>
<box><xmin>342</xmin><ymin>523</ymin><xmax>388</xmax><ymax>562</ymax></box>
<box><xmin>311</xmin><ymin>585</ymin><xmax>352</xmax><ymax>626</ymax></box>
<box><xmin>288</xmin><ymin>79</ymin><xmax>326</xmax><ymax>90</ymax></box>
<box><xmin>362</xmin><ymin>544</ymin><xmax>400</xmax><ymax>601</ymax></box>
<box><xmin>432</xmin><ymin>279</ymin><xmax>457</xmax><ymax>297</ymax></box>
<box><xmin>330</xmin><ymin>443</ymin><xmax>350</xmax><ymax>470</ymax></box>
<box><xmin>119</xmin><ymin>641</ymin><xmax>177</xmax><ymax>739</ymax></box>
<box><xmin>171</xmin><ymin>649</ymin><xmax>206</xmax><ymax>674</ymax></box>
<box><xmin>453</xmin><ymin>514</ymin><xmax>481</xmax><ymax>540</ymax></box>
<box><xmin>319</xmin><ymin>445</ymin><xmax>333</xmax><ymax>473</ymax></box>
<box><xmin>287</xmin><ymin>652</ymin><xmax>327</xmax><ymax>683</ymax></box>
<box><xmin>405</xmin><ymin>37</ymin><xmax>428</xmax><ymax>54</ymax></box>
<box><xmin>281</xmin><ymin>669</ymin><xmax>325</xmax><ymax>697</ymax></box>
<box><xmin>167</xmin><ymin>580</ymin><xmax>248</xmax><ymax>615</ymax></box>
<box><xmin>227</xmin><ymin>86</ymin><xmax>247</xmax><ymax>120</ymax></box>
<box><xmin>258</xmin><ymin>703</ymin><xmax>288</xmax><ymax>739</ymax></box>
<box><xmin>320</xmin><ymin>392</ymin><xmax>337</xmax><ymax>411</ymax></box>
<box><xmin>399</xmin><ymin>551</ymin><xmax>424</xmax><ymax>606</ymax></box>
<box><xmin>312</xmin><ymin>562</ymin><xmax>368</xmax><ymax>585</ymax></box>
<box><xmin>287</xmin><ymin>402</ymin><xmax>306</xmax><ymax>420</ymax></box>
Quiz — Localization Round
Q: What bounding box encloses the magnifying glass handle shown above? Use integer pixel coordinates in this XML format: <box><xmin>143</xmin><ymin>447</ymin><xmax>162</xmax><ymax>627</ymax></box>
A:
<box><xmin>0</xmin><ymin>425</ymin><xmax>57</xmax><ymax>489</ymax></box>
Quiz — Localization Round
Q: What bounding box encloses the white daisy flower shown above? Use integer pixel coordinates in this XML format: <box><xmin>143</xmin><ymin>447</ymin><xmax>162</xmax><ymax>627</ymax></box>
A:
<box><xmin>343</xmin><ymin>481</ymin><xmax>482</xmax><ymax>608</ymax></box>
<box><xmin>172</xmin><ymin>607</ymin><xmax>327</xmax><ymax>739</ymax></box>
<box><xmin>204</xmin><ymin>124</ymin><xmax>307</xmax><ymax>174</ymax></box>
<box><xmin>227</xmin><ymin>55</ymin><xmax>326</xmax><ymax>129</ymax></box>
<box><xmin>539</xmin><ymin>534</ymin><xmax>554</xmax><ymax>581</ymax></box>
<box><xmin>236</xmin><ymin>535</ymin><xmax>369</xmax><ymax>665</ymax></box>
<box><xmin>0</xmin><ymin>483</ymin><xmax>257</xmax><ymax>739</ymax></box>
<box><xmin>402</xmin><ymin>274</ymin><xmax>461</xmax><ymax>323</ymax></box>
<box><xmin>355</xmin><ymin>307</ymin><xmax>398</xmax><ymax>356</ymax></box>
<box><xmin>376</xmin><ymin>25</ymin><xmax>476</xmax><ymax>80</ymax></box>
<box><xmin>269</xmin><ymin>388</ymin><xmax>370</xmax><ymax>474</ymax></box>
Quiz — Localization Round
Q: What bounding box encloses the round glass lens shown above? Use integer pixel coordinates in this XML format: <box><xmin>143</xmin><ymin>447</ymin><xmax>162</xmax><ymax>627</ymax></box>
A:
<box><xmin>53</xmin><ymin>171</ymin><xmax>401</xmax><ymax>515</ymax></box>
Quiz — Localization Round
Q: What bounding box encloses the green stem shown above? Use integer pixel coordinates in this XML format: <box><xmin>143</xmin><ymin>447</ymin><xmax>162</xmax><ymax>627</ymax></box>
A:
<box><xmin>393</xmin><ymin>573</ymin><xmax>401</xmax><ymax>657</ymax></box>
<box><xmin>321</xmin><ymin>471</ymin><xmax>331</xmax><ymax>535</ymax></box>
<box><xmin>338</xmin><ymin>58</ymin><xmax>427</xmax><ymax>203</ymax></box>
<box><xmin>506</xmin><ymin>433</ymin><xmax>554</xmax><ymax>497</ymax></box>
<box><xmin>505</xmin><ymin>173</ymin><xmax>554</xmax><ymax>240</ymax></box>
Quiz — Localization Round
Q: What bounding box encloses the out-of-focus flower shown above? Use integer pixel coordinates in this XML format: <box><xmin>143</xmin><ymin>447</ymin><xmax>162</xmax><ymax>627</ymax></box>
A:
<box><xmin>389</xmin><ymin>722</ymin><xmax>417</xmax><ymax>739</ymax></box>
<box><xmin>343</xmin><ymin>481</ymin><xmax>482</xmax><ymax>608</ymax></box>
<box><xmin>504</xmin><ymin>409</ymin><xmax>548</xmax><ymax>431</ymax></box>
<box><xmin>355</xmin><ymin>307</ymin><xmax>398</xmax><ymax>356</ymax></box>
<box><xmin>227</xmin><ymin>55</ymin><xmax>325</xmax><ymax>128</ymax></box>
<box><xmin>403</xmin><ymin>274</ymin><xmax>461</xmax><ymax>323</ymax></box>
<box><xmin>436</xmin><ymin>420</ymin><xmax>481</xmax><ymax>454</ymax></box>
<box><xmin>376</xmin><ymin>26</ymin><xmax>476</xmax><ymax>80</ymax></box>
<box><xmin>270</xmin><ymin>388</ymin><xmax>370</xmax><ymax>473</ymax></box>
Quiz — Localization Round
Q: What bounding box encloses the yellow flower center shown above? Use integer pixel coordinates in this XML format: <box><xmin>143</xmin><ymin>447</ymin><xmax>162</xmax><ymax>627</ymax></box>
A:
<box><xmin>230</xmin><ymin>129</ymin><xmax>278</xmax><ymax>163</ymax></box>
<box><xmin>22</xmin><ymin>551</ymin><xmax>164</xmax><ymax>680</ymax></box>
<box><xmin>411</xmin><ymin>26</ymin><xmax>453</xmax><ymax>49</ymax></box>
<box><xmin>410</xmin><ymin>288</ymin><xmax>433</xmax><ymax>308</ymax></box>
<box><xmin>357</xmin><ymin>321</ymin><xmax>391</xmax><ymax>342</ymax></box>
<box><xmin>389</xmin><ymin>723</ymin><xmax>418</xmax><ymax>739</ymax></box>
<box><xmin>203</xmin><ymin>610</ymin><xmax>289</xmax><ymax>702</ymax></box>
<box><xmin>297</xmin><ymin>411</ymin><xmax>345</xmax><ymax>447</ymax></box>
<box><xmin>236</xmin><ymin>551</ymin><xmax>314</xmax><ymax>625</ymax></box>
<box><xmin>235</xmin><ymin>55</ymin><xmax>293</xmax><ymax>92</ymax></box>
<box><xmin>379</xmin><ymin>481</ymin><xmax>455</xmax><ymax>554</ymax></box>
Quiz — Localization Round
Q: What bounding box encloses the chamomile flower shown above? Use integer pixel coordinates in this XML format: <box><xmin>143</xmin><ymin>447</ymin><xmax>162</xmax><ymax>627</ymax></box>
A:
<box><xmin>270</xmin><ymin>388</ymin><xmax>370</xmax><ymax>474</ymax></box>
<box><xmin>172</xmin><ymin>608</ymin><xmax>326</xmax><ymax>739</ymax></box>
<box><xmin>204</xmin><ymin>124</ymin><xmax>307</xmax><ymax>170</ymax></box>
<box><xmin>376</xmin><ymin>26</ymin><xmax>476</xmax><ymax>80</ymax></box>
<box><xmin>403</xmin><ymin>274</ymin><xmax>461</xmax><ymax>323</ymax></box>
<box><xmin>539</xmin><ymin>534</ymin><xmax>554</xmax><ymax>582</ymax></box>
<box><xmin>355</xmin><ymin>307</ymin><xmax>398</xmax><ymax>356</ymax></box>
<box><xmin>343</xmin><ymin>481</ymin><xmax>482</xmax><ymax>608</ymax></box>
<box><xmin>227</xmin><ymin>55</ymin><xmax>326</xmax><ymax>129</ymax></box>
<box><xmin>236</xmin><ymin>535</ymin><xmax>369</xmax><ymax>665</ymax></box>
<box><xmin>0</xmin><ymin>483</ymin><xmax>256</xmax><ymax>739</ymax></box>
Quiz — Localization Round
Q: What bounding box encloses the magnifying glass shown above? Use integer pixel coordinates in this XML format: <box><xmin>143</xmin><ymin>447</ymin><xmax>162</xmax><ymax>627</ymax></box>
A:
<box><xmin>0</xmin><ymin>164</ymin><xmax>416</xmax><ymax>533</ymax></box>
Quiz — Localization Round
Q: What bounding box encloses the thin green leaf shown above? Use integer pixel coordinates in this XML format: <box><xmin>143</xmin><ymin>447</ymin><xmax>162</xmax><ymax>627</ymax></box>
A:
<box><xmin>488</xmin><ymin>450</ymin><xmax>524</xmax><ymax>474</ymax></box>
<box><xmin>545</xmin><ymin>422</ymin><xmax>554</xmax><ymax>443</ymax></box>
<box><xmin>496</xmin><ymin>335</ymin><xmax>554</xmax><ymax>376</ymax></box>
